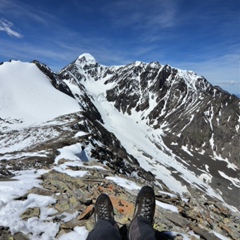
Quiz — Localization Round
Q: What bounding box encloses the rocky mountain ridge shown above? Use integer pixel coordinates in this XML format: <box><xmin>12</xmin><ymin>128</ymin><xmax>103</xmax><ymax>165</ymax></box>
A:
<box><xmin>56</xmin><ymin>54</ymin><xmax>239</xmax><ymax>208</ymax></box>
<box><xmin>59</xmin><ymin>54</ymin><xmax>239</xmax><ymax>166</ymax></box>
<box><xmin>0</xmin><ymin>54</ymin><xmax>239</xmax><ymax>239</ymax></box>
<box><xmin>24</xmin><ymin>54</ymin><xmax>239</xmax><ymax>210</ymax></box>
<box><xmin>0</xmin><ymin>112</ymin><xmax>239</xmax><ymax>240</ymax></box>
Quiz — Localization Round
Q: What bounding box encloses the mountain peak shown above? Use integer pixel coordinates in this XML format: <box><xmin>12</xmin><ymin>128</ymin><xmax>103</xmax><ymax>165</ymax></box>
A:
<box><xmin>77</xmin><ymin>53</ymin><xmax>97</xmax><ymax>64</ymax></box>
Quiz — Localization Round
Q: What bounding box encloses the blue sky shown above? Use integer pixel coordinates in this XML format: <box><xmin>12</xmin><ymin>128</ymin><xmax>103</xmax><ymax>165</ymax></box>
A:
<box><xmin>0</xmin><ymin>0</ymin><xmax>239</xmax><ymax>95</ymax></box>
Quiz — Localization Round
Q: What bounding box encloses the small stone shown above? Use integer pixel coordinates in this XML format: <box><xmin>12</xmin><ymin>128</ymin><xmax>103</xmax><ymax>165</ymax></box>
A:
<box><xmin>21</xmin><ymin>208</ymin><xmax>40</xmax><ymax>220</ymax></box>
<box><xmin>79</xmin><ymin>196</ymin><xmax>92</xmax><ymax>205</ymax></box>
<box><xmin>190</xmin><ymin>236</ymin><xmax>199</xmax><ymax>240</ymax></box>
<box><xmin>29</xmin><ymin>187</ymin><xmax>54</xmax><ymax>196</ymax></box>
<box><xmin>69</xmin><ymin>196</ymin><xmax>79</xmax><ymax>209</ymax></box>
<box><xmin>164</xmin><ymin>211</ymin><xmax>190</xmax><ymax>228</ymax></box>
<box><xmin>109</xmin><ymin>195</ymin><xmax>134</xmax><ymax>223</ymax></box>
<box><xmin>85</xmin><ymin>219</ymin><xmax>95</xmax><ymax>231</ymax></box>
<box><xmin>61</xmin><ymin>219</ymin><xmax>82</xmax><ymax>230</ymax></box>
<box><xmin>218</xmin><ymin>222</ymin><xmax>236</xmax><ymax>239</ymax></box>
<box><xmin>13</xmin><ymin>232</ymin><xmax>29</xmax><ymax>240</ymax></box>
<box><xmin>223</xmin><ymin>218</ymin><xmax>230</xmax><ymax>224</ymax></box>
<box><xmin>55</xmin><ymin>229</ymin><xmax>68</xmax><ymax>239</ymax></box>
<box><xmin>190</xmin><ymin>224</ymin><xmax>221</xmax><ymax>240</ymax></box>
<box><xmin>55</xmin><ymin>197</ymin><xmax>69</xmax><ymax>212</ymax></box>
<box><xmin>0</xmin><ymin>226</ymin><xmax>12</xmax><ymax>240</ymax></box>
<box><xmin>174</xmin><ymin>235</ymin><xmax>183</xmax><ymax>240</ymax></box>
<box><xmin>77</xmin><ymin>205</ymin><xmax>94</xmax><ymax>220</ymax></box>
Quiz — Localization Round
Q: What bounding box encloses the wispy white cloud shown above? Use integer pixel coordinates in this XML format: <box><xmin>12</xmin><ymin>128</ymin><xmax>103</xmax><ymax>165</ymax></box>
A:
<box><xmin>0</xmin><ymin>0</ymin><xmax>58</xmax><ymax>26</ymax></box>
<box><xmin>102</xmin><ymin>0</ymin><xmax>178</xmax><ymax>31</ymax></box>
<box><xmin>171</xmin><ymin>53</ymin><xmax>240</xmax><ymax>94</ymax></box>
<box><xmin>215</xmin><ymin>81</ymin><xmax>240</xmax><ymax>86</ymax></box>
<box><xmin>0</xmin><ymin>39</ymin><xmax>66</xmax><ymax>61</ymax></box>
<box><xmin>0</xmin><ymin>18</ymin><xmax>22</xmax><ymax>38</ymax></box>
<box><xmin>146</xmin><ymin>1</ymin><xmax>177</xmax><ymax>29</ymax></box>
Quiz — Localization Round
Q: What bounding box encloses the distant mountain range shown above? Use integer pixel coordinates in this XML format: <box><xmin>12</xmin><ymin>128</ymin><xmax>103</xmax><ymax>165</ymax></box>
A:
<box><xmin>0</xmin><ymin>54</ymin><xmax>239</xmax><ymax>212</ymax></box>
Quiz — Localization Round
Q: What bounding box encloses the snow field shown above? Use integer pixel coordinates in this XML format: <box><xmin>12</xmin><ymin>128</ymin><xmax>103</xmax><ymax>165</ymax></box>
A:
<box><xmin>0</xmin><ymin>61</ymin><xmax>80</xmax><ymax>130</ymax></box>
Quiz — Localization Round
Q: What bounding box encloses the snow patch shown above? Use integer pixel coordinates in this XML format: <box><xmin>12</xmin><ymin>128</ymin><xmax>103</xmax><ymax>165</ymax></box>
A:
<box><xmin>106</xmin><ymin>177</ymin><xmax>141</xmax><ymax>190</ymax></box>
<box><xmin>0</xmin><ymin>169</ymin><xmax>60</xmax><ymax>239</ymax></box>
<box><xmin>181</xmin><ymin>146</ymin><xmax>193</xmax><ymax>156</ymax></box>
<box><xmin>78</xmin><ymin>53</ymin><xmax>97</xmax><ymax>64</ymax></box>
<box><xmin>55</xmin><ymin>143</ymin><xmax>91</xmax><ymax>164</ymax></box>
<box><xmin>156</xmin><ymin>200</ymin><xmax>179</xmax><ymax>213</ymax></box>
<box><xmin>218</xmin><ymin>171</ymin><xmax>240</xmax><ymax>187</ymax></box>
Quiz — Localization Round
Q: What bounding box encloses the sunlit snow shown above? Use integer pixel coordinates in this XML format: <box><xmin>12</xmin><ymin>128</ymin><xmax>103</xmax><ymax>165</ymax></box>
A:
<box><xmin>0</xmin><ymin>61</ymin><xmax>80</xmax><ymax>130</ymax></box>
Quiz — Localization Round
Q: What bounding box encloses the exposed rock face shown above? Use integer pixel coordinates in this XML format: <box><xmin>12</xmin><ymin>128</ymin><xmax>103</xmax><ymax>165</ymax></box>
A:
<box><xmin>56</xmin><ymin>54</ymin><xmax>240</xmax><ymax>209</ymax></box>
<box><xmin>33</xmin><ymin>60</ymin><xmax>75</xmax><ymax>98</ymax></box>
<box><xmin>59</xmin><ymin>56</ymin><xmax>239</xmax><ymax>168</ymax></box>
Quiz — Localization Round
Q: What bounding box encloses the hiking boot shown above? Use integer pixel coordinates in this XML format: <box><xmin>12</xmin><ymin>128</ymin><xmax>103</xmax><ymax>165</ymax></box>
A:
<box><xmin>94</xmin><ymin>193</ymin><xmax>114</xmax><ymax>222</ymax></box>
<box><xmin>132</xmin><ymin>186</ymin><xmax>155</xmax><ymax>224</ymax></box>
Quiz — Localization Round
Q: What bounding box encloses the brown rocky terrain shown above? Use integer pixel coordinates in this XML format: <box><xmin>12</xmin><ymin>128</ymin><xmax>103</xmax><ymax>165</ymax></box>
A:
<box><xmin>0</xmin><ymin>158</ymin><xmax>239</xmax><ymax>240</ymax></box>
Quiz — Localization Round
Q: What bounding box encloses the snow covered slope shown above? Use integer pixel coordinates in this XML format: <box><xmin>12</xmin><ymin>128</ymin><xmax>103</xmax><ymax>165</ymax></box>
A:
<box><xmin>0</xmin><ymin>55</ymin><xmax>240</xmax><ymax>239</ymax></box>
<box><xmin>0</xmin><ymin>61</ymin><xmax>80</xmax><ymax>130</ymax></box>
<box><xmin>59</xmin><ymin>53</ymin><xmax>240</xmax><ymax>210</ymax></box>
<box><xmin>0</xmin><ymin>55</ymin><xmax>239</xmax><ymax>210</ymax></box>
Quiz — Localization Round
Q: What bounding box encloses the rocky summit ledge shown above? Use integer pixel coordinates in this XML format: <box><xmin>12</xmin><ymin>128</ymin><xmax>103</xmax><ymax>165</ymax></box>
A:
<box><xmin>0</xmin><ymin>159</ymin><xmax>239</xmax><ymax>240</ymax></box>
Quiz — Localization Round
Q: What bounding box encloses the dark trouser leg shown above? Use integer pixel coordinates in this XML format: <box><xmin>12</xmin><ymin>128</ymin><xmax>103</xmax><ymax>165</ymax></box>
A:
<box><xmin>129</xmin><ymin>217</ymin><xmax>156</xmax><ymax>240</ymax></box>
<box><xmin>86</xmin><ymin>219</ymin><xmax>121</xmax><ymax>240</ymax></box>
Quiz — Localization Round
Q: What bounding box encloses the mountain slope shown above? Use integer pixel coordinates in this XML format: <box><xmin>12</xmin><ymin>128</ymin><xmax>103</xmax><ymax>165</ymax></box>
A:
<box><xmin>58</xmin><ymin>53</ymin><xmax>240</xmax><ymax>210</ymax></box>
<box><xmin>0</xmin><ymin>106</ymin><xmax>239</xmax><ymax>240</ymax></box>
<box><xmin>0</xmin><ymin>55</ymin><xmax>239</xmax><ymax>239</ymax></box>
<box><xmin>0</xmin><ymin>60</ymin><xmax>80</xmax><ymax>131</ymax></box>
<box><xmin>60</xmin><ymin>54</ymin><xmax>239</xmax><ymax>165</ymax></box>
